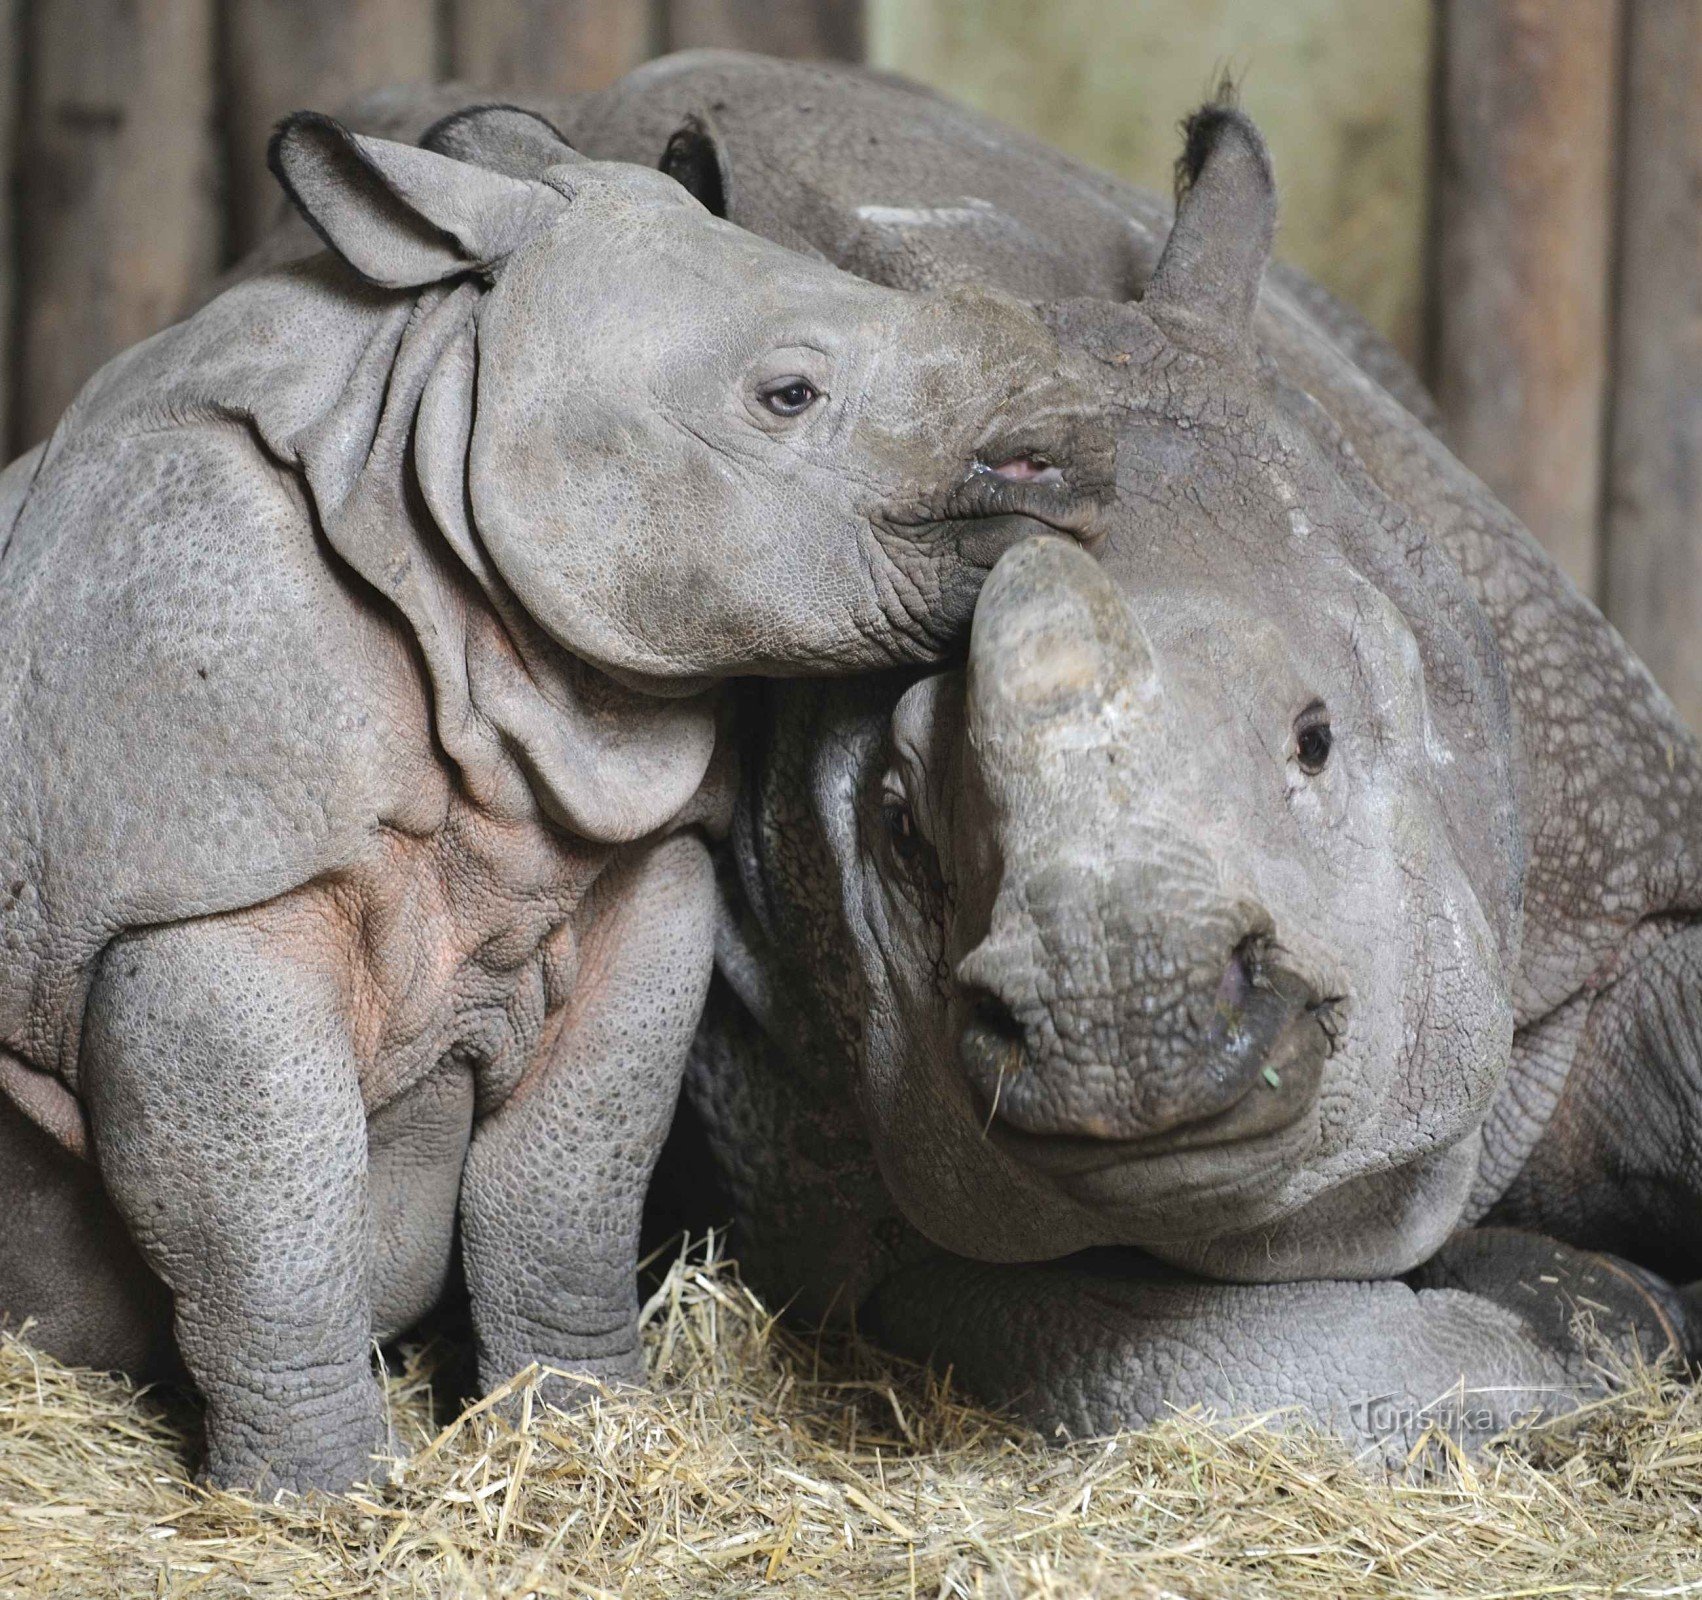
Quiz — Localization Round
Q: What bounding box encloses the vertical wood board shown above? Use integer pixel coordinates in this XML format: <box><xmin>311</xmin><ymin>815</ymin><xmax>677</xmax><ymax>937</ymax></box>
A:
<box><xmin>1433</xmin><ymin>0</ymin><xmax>1619</xmax><ymax>596</ymax></box>
<box><xmin>450</xmin><ymin>0</ymin><xmax>653</xmax><ymax>96</ymax></box>
<box><xmin>18</xmin><ymin>0</ymin><xmax>220</xmax><ymax>445</ymax></box>
<box><xmin>224</xmin><ymin>0</ymin><xmax>438</xmax><ymax>255</ymax></box>
<box><xmin>0</xmin><ymin>0</ymin><xmax>18</xmax><ymax>456</ymax></box>
<box><xmin>1605</xmin><ymin>0</ymin><xmax>1702</xmax><ymax>730</ymax></box>
<box><xmin>667</xmin><ymin>0</ymin><xmax>863</xmax><ymax>60</ymax></box>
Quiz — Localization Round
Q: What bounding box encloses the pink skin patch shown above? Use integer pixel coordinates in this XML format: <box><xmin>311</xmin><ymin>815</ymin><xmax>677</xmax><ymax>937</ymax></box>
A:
<box><xmin>974</xmin><ymin>454</ymin><xmax>1065</xmax><ymax>487</ymax></box>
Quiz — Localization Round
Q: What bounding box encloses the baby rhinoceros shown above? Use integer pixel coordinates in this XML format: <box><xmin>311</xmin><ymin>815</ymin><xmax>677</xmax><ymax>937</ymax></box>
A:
<box><xmin>0</xmin><ymin>105</ymin><xmax>1110</xmax><ymax>1494</ymax></box>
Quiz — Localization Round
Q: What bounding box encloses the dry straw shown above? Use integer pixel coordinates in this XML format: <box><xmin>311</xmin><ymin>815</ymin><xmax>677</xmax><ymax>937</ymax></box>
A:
<box><xmin>2</xmin><ymin>1235</ymin><xmax>1700</xmax><ymax>1598</ymax></box>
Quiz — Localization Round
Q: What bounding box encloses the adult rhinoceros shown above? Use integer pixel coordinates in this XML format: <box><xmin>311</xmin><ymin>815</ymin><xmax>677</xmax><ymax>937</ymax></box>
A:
<box><xmin>522</xmin><ymin>56</ymin><xmax>1701</xmax><ymax>1454</ymax></box>
<box><xmin>0</xmin><ymin>104</ymin><xmax>1114</xmax><ymax>1494</ymax></box>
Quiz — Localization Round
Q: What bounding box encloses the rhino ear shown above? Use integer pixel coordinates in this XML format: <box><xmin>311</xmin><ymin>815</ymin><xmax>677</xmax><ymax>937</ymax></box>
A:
<box><xmin>269</xmin><ymin>111</ymin><xmax>565</xmax><ymax>289</ymax></box>
<box><xmin>659</xmin><ymin>113</ymin><xmax>733</xmax><ymax>219</ymax></box>
<box><xmin>1142</xmin><ymin>98</ymin><xmax>1276</xmax><ymax>350</ymax></box>
<box><xmin>419</xmin><ymin>102</ymin><xmax>586</xmax><ymax>179</ymax></box>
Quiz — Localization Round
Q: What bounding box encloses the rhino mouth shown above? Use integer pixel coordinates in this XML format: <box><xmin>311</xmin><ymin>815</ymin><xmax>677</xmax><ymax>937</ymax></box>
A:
<box><xmin>987</xmin><ymin>1021</ymin><xmax>1327</xmax><ymax>1177</ymax></box>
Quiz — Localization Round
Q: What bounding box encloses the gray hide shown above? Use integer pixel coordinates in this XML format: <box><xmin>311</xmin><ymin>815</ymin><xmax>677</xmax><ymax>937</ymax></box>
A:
<box><xmin>548</xmin><ymin>56</ymin><xmax>1702</xmax><ymax>1458</ymax></box>
<box><xmin>0</xmin><ymin>104</ymin><xmax>1116</xmax><ymax>1494</ymax></box>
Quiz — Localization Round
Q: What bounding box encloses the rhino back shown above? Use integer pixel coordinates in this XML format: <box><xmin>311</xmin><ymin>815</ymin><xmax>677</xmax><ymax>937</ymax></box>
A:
<box><xmin>0</xmin><ymin>286</ymin><xmax>443</xmax><ymax>1076</ymax></box>
<box><xmin>566</xmin><ymin>50</ymin><xmax>1438</xmax><ymax>428</ymax></box>
<box><xmin>330</xmin><ymin>63</ymin><xmax>1432</xmax><ymax>428</ymax></box>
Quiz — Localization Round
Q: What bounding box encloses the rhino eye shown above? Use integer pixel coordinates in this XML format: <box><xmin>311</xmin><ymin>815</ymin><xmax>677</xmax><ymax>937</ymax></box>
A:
<box><xmin>891</xmin><ymin>796</ymin><xmax>919</xmax><ymax>851</ymax></box>
<box><xmin>758</xmin><ymin>377</ymin><xmax>823</xmax><ymax>417</ymax></box>
<box><xmin>885</xmin><ymin>793</ymin><xmax>939</xmax><ymax>868</ymax></box>
<box><xmin>1295</xmin><ymin>704</ymin><xmax>1332</xmax><ymax>775</ymax></box>
<box><xmin>878</xmin><ymin>782</ymin><xmax>949</xmax><ymax>920</ymax></box>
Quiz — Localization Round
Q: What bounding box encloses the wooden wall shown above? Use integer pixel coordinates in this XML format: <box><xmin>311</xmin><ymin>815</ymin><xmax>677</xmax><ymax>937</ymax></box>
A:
<box><xmin>1429</xmin><ymin>0</ymin><xmax>1702</xmax><ymax>733</ymax></box>
<box><xmin>1</xmin><ymin>0</ymin><xmax>1698</xmax><ymax>729</ymax></box>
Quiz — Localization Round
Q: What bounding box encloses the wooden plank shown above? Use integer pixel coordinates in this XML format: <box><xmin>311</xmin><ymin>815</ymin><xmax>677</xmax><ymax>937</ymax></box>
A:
<box><xmin>0</xmin><ymin>0</ymin><xmax>18</xmax><ymax>458</ymax></box>
<box><xmin>1433</xmin><ymin>0</ymin><xmax>1619</xmax><ymax>598</ymax></box>
<box><xmin>1604</xmin><ymin>0</ymin><xmax>1702</xmax><ymax>731</ymax></box>
<box><xmin>17</xmin><ymin>0</ymin><xmax>219</xmax><ymax>446</ymax></box>
<box><xmin>450</xmin><ymin>0</ymin><xmax>652</xmax><ymax>96</ymax></box>
<box><xmin>666</xmin><ymin>0</ymin><xmax>863</xmax><ymax>60</ymax></box>
<box><xmin>224</xmin><ymin>0</ymin><xmax>438</xmax><ymax>256</ymax></box>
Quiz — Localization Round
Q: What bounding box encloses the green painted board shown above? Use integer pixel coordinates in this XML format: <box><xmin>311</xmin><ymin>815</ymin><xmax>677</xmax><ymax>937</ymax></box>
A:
<box><xmin>869</xmin><ymin>0</ymin><xmax>1433</xmax><ymax>358</ymax></box>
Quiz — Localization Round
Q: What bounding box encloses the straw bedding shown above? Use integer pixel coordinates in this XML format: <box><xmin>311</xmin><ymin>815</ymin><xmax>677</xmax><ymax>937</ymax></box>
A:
<box><xmin>2</xmin><ymin>1237</ymin><xmax>1698</xmax><ymax>1599</ymax></box>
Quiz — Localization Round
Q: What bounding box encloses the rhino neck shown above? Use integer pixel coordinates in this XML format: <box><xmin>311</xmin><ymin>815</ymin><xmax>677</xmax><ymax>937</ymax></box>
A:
<box><xmin>287</xmin><ymin>278</ymin><xmax>717</xmax><ymax>846</ymax></box>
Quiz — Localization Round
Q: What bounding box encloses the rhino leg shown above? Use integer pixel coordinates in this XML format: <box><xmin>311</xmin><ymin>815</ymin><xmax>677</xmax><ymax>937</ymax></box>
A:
<box><xmin>861</xmin><ymin>1232</ymin><xmax>1674</xmax><ymax>1464</ymax></box>
<box><xmin>1408</xmin><ymin>1226</ymin><xmax>1700</xmax><ymax>1362</ymax></box>
<box><xmin>460</xmin><ymin>833</ymin><xmax>714</xmax><ymax>1406</ymax></box>
<box><xmin>1491</xmin><ymin>920</ymin><xmax>1702</xmax><ymax>1281</ymax></box>
<box><xmin>366</xmin><ymin>1060</ymin><xmax>474</xmax><ymax>1343</ymax></box>
<box><xmin>82</xmin><ymin>918</ymin><xmax>384</xmax><ymax>1496</ymax></box>
<box><xmin>0</xmin><ymin>1094</ymin><xmax>174</xmax><ymax>1374</ymax></box>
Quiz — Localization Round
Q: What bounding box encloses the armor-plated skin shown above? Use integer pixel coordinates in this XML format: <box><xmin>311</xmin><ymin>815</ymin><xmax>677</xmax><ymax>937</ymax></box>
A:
<box><xmin>0</xmin><ymin>105</ymin><xmax>1113</xmax><ymax>1494</ymax></box>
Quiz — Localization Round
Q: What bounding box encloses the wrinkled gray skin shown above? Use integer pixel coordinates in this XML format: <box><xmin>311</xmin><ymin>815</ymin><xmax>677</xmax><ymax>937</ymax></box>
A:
<box><xmin>423</xmin><ymin>54</ymin><xmax>1702</xmax><ymax>1459</ymax></box>
<box><xmin>0</xmin><ymin>102</ymin><xmax>1115</xmax><ymax>1494</ymax></box>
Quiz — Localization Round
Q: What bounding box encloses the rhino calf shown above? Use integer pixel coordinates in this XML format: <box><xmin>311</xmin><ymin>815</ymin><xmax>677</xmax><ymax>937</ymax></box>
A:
<box><xmin>0</xmin><ymin>105</ymin><xmax>1110</xmax><ymax>1493</ymax></box>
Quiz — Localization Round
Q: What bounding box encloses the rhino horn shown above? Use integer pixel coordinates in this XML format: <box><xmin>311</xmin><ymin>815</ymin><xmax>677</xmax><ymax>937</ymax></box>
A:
<box><xmin>1141</xmin><ymin>95</ymin><xmax>1276</xmax><ymax>353</ymax></box>
<box><xmin>968</xmin><ymin>537</ymin><xmax>1156</xmax><ymax>738</ymax></box>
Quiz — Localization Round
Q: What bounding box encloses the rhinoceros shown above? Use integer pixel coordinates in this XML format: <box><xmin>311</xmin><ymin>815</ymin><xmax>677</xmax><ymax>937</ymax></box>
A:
<box><xmin>0</xmin><ymin>105</ymin><xmax>1113</xmax><ymax>1493</ymax></box>
<box><xmin>448</xmin><ymin>55</ymin><xmax>1702</xmax><ymax>1454</ymax></box>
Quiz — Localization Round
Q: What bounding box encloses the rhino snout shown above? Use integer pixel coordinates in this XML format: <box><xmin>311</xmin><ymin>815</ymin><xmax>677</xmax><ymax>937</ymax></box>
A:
<box><xmin>955</xmin><ymin>877</ymin><xmax>1330</xmax><ymax>1152</ymax></box>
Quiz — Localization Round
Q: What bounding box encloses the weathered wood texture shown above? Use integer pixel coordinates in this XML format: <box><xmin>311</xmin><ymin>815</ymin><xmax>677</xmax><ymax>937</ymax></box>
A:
<box><xmin>225</xmin><ymin>0</ymin><xmax>438</xmax><ymax>255</ymax></box>
<box><xmin>16</xmin><ymin>0</ymin><xmax>220</xmax><ymax>449</ymax></box>
<box><xmin>0</xmin><ymin>0</ymin><xmax>17</xmax><ymax>456</ymax></box>
<box><xmin>1604</xmin><ymin>0</ymin><xmax>1702</xmax><ymax>733</ymax></box>
<box><xmin>667</xmin><ymin>0</ymin><xmax>862</xmax><ymax>59</ymax></box>
<box><xmin>451</xmin><ymin>0</ymin><xmax>654</xmax><ymax>95</ymax></box>
<box><xmin>1433</xmin><ymin>0</ymin><xmax>1620</xmax><ymax>599</ymax></box>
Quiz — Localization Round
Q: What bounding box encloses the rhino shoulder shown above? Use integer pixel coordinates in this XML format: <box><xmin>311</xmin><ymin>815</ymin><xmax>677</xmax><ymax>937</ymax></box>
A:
<box><xmin>0</xmin><ymin>411</ymin><xmax>442</xmax><ymax>1067</ymax></box>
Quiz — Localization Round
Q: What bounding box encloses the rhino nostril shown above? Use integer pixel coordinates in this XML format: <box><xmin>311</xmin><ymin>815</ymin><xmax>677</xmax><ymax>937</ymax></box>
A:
<box><xmin>1215</xmin><ymin>939</ymin><xmax>1256</xmax><ymax>1016</ymax></box>
<box><xmin>958</xmin><ymin>987</ymin><xmax>1027</xmax><ymax>1115</ymax></box>
<box><xmin>1213</xmin><ymin>930</ymin><xmax>1279</xmax><ymax>1022</ymax></box>
<box><xmin>971</xmin><ymin>990</ymin><xmax>1023</xmax><ymax>1046</ymax></box>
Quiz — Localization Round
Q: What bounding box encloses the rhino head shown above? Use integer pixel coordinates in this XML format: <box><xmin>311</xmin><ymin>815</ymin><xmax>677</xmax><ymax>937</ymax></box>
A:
<box><xmin>727</xmin><ymin>108</ymin><xmax>1522</xmax><ymax>1284</ymax></box>
<box><xmin>270</xmin><ymin>108</ymin><xmax>1112</xmax><ymax>689</ymax></box>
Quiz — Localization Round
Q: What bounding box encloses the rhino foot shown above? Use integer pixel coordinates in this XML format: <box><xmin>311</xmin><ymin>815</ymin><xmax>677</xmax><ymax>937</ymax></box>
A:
<box><xmin>862</xmin><ymin>1243</ymin><xmax>1613</xmax><ymax>1469</ymax></box>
